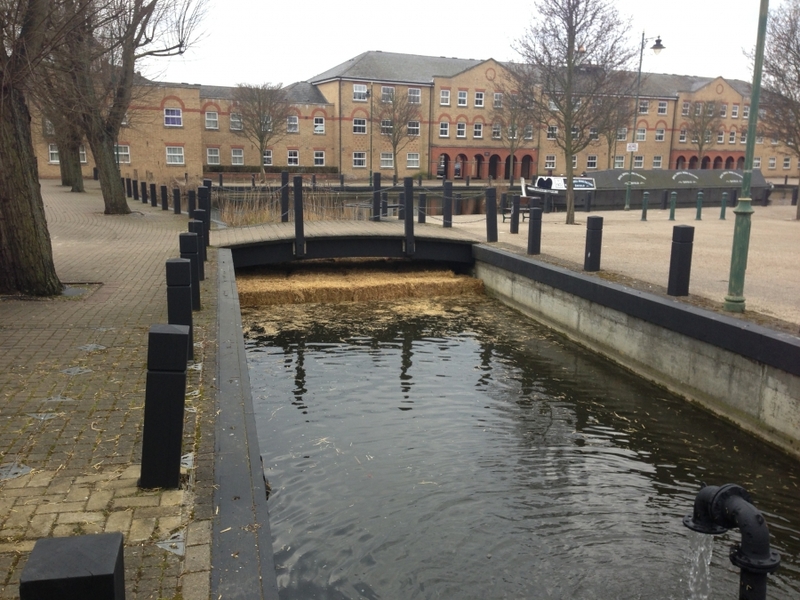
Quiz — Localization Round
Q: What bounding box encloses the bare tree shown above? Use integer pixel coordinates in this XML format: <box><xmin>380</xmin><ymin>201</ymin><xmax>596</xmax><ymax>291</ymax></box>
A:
<box><xmin>512</xmin><ymin>0</ymin><xmax>635</xmax><ymax>224</ymax></box>
<box><xmin>490</xmin><ymin>84</ymin><xmax>535</xmax><ymax>185</ymax></box>
<box><xmin>374</xmin><ymin>87</ymin><xmax>422</xmax><ymax>184</ymax></box>
<box><xmin>231</xmin><ymin>83</ymin><xmax>292</xmax><ymax>176</ymax></box>
<box><xmin>683</xmin><ymin>100</ymin><xmax>724</xmax><ymax>167</ymax></box>
<box><xmin>762</xmin><ymin>0</ymin><xmax>800</xmax><ymax>219</ymax></box>
<box><xmin>596</xmin><ymin>95</ymin><xmax>635</xmax><ymax>169</ymax></box>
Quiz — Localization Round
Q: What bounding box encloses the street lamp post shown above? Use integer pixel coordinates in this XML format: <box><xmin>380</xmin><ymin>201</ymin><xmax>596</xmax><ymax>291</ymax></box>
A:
<box><xmin>724</xmin><ymin>0</ymin><xmax>769</xmax><ymax>312</ymax></box>
<box><xmin>624</xmin><ymin>33</ymin><xmax>664</xmax><ymax>211</ymax></box>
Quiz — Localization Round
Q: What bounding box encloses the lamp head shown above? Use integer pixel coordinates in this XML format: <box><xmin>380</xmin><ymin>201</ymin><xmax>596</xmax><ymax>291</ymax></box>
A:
<box><xmin>651</xmin><ymin>37</ymin><xmax>665</xmax><ymax>55</ymax></box>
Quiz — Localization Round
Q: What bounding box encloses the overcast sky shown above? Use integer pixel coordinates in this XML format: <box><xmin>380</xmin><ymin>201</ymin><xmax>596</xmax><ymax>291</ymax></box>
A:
<box><xmin>148</xmin><ymin>0</ymin><xmax>767</xmax><ymax>89</ymax></box>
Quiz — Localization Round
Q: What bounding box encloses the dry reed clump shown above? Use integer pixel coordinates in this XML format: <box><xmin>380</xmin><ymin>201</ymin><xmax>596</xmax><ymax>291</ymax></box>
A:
<box><xmin>237</xmin><ymin>262</ymin><xmax>484</xmax><ymax>306</ymax></box>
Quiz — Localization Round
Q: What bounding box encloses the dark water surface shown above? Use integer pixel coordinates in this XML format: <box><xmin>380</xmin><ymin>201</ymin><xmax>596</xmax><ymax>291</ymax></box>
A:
<box><xmin>243</xmin><ymin>296</ymin><xmax>800</xmax><ymax>600</ymax></box>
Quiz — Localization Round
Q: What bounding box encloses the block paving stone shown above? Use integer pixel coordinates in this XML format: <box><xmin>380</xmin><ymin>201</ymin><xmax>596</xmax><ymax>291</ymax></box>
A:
<box><xmin>0</xmin><ymin>181</ymin><xmax>218</xmax><ymax>599</ymax></box>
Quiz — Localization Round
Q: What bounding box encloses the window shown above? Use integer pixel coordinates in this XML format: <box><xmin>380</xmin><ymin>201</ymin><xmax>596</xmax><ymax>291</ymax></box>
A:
<box><xmin>408</xmin><ymin>120</ymin><xmax>420</xmax><ymax>136</ymax></box>
<box><xmin>772</xmin><ymin>137</ymin><xmax>779</xmax><ymax>145</ymax></box>
<box><xmin>492</xmin><ymin>123</ymin><xmax>501</xmax><ymax>139</ymax></box>
<box><xmin>587</xmin><ymin>155</ymin><xmax>598</xmax><ymax>169</ymax></box>
<box><xmin>655</xmin><ymin>128</ymin><xmax>665</xmax><ymax>142</ymax></box>
<box><xmin>524</xmin><ymin>125</ymin><xmax>533</xmax><ymax>140</ymax></box>
<box><xmin>753</xmin><ymin>157</ymin><xmax>761</xmax><ymax>168</ymax></box>
<box><xmin>458</xmin><ymin>90</ymin><xmax>467</xmax><ymax>106</ymax></box>
<box><xmin>475</xmin><ymin>91</ymin><xmax>484</xmax><ymax>107</ymax></box>
<box><xmin>706</xmin><ymin>102</ymin><xmax>715</xmax><ymax>117</ymax></box>
<box><xmin>508</xmin><ymin>125</ymin><xmax>518</xmax><ymax>140</ymax></box>
<box><xmin>572</xmin><ymin>155</ymin><xmax>578</xmax><ymax>169</ymax></box>
<box><xmin>230</xmin><ymin>113</ymin><xmax>243</xmax><ymax>130</ymax></box>
<box><xmin>353</xmin><ymin>118</ymin><xmax>366</xmax><ymax>134</ymax></box>
<box><xmin>205</xmin><ymin>111</ymin><xmax>218</xmax><ymax>129</ymax></box>
<box><xmin>207</xmin><ymin>148</ymin><xmax>220</xmax><ymax>165</ymax></box>
<box><xmin>456</xmin><ymin>122</ymin><xmax>466</xmax><ymax>138</ymax></box>
<box><xmin>263</xmin><ymin>150</ymin><xmax>272</xmax><ymax>166</ymax></box>
<box><xmin>440</xmin><ymin>89</ymin><xmax>450</xmax><ymax>105</ymax></box>
<box><xmin>381</xmin><ymin>119</ymin><xmax>393</xmax><ymax>135</ymax></box>
<box><xmin>260</xmin><ymin>116</ymin><xmax>273</xmax><ymax>132</ymax></box>
<box><xmin>768</xmin><ymin>156</ymin><xmax>776</xmax><ymax>169</ymax></box>
<box><xmin>652</xmin><ymin>155</ymin><xmax>663</xmax><ymax>169</ymax></box>
<box><xmin>473</xmin><ymin>122</ymin><xmax>483</xmax><ymax>138</ymax></box>
<box><xmin>636</xmin><ymin>127</ymin><xmax>646</xmax><ymax>141</ymax></box>
<box><xmin>729</xmin><ymin>130</ymin><xmax>737</xmax><ymax>144</ymax></box>
<box><xmin>381</xmin><ymin>86</ymin><xmax>395</xmax><ymax>103</ymax></box>
<box><xmin>120</xmin><ymin>114</ymin><xmax>129</xmax><ymax>127</ymax></box>
<box><xmin>353</xmin><ymin>152</ymin><xmax>366</xmax><ymax>168</ymax></box>
<box><xmin>353</xmin><ymin>84</ymin><xmax>367</xmax><ymax>101</ymax></box>
<box><xmin>166</xmin><ymin>146</ymin><xmax>184</xmax><ymax>165</ymax></box>
<box><xmin>756</xmin><ymin>135</ymin><xmax>764</xmax><ymax>144</ymax></box>
<box><xmin>639</xmin><ymin>99</ymin><xmax>649</xmax><ymax>114</ymax></box>
<box><xmin>617</xmin><ymin>127</ymin><xmax>627</xmax><ymax>141</ymax></box>
<box><xmin>287</xmin><ymin>150</ymin><xmax>299</xmax><ymax>166</ymax></box>
<box><xmin>43</xmin><ymin>119</ymin><xmax>55</xmax><ymax>136</ymax></box>
<box><xmin>407</xmin><ymin>153</ymin><xmax>420</xmax><ymax>169</ymax></box>
<box><xmin>589</xmin><ymin>127</ymin><xmax>599</xmax><ymax>140</ymax></box>
<box><xmin>658</xmin><ymin>101</ymin><xmax>668</xmax><ymax>115</ymax></box>
<box><xmin>682</xmin><ymin>101</ymin><xmax>690</xmax><ymax>116</ymax></box>
<box><xmin>439</xmin><ymin>121</ymin><xmax>449</xmax><ymax>137</ymax></box>
<box><xmin>493</xmin><ymin>93</ymin><xmax>503</xmax><ymax>108</ymax></box>
<box><xmin>614</xmin><ymin>155</ymin><xmax>625</xmax><ymax>168</ymax></box>
<box><xmin>380</xmin><ymin>152</ymin><xmax>393</xmax><ymax>169</ymax></box>
<box><xmin>314</xmin><ymin>151</ymin><xmax>325</xmax><ymax>166</ymax></box>
<box><xmin>287</xmin><ymin>115</ymin><xmax>299</xmax><ymax>133</ymax></box>
<box><xmin>79</xmin><ymin>145</ymin><xmax>87</xmax><ymax>163</ymax></box>
<box><xmin>547</xmin><ymin>125</ymin><xmax>558</xmax><ymax>139</ymax></box>
<box><xmin>549</xmin><ymin>99</ymin><xmax>559</xmax><ymax>111</ymax></box>
<box><xmin>719</xmin><ymin>104</ymin><xmax>727</xmax><ymax>117</ymax></box>
<box><xmin>740</xmin><ymin>131</ymin><xmax>747</xmax><ymax>144</ymax></box>
<box><xmin>571</xmin><ymin>126</ymin><xmax>580</xmax><ymax>140</ymax></box>
<box><xmin>164</xmin><ymin>108</ymin><xmax>182</xmax><ymax>127</ymax></box>
<box><xmin>704</xmin><ymin>130</ymin><xmax>712</xmax><ymax>143</ymax></box>
<box><xmin>691</xmin><ymin>133</ymin><xmax>699</xmax><ymax>144</ymax></box>
<box><xmin>743</xmin><ymin>105</ymin><xmax>750</xmax><ymax>119</ymax></box>
<box><xmin>48</xmin><ymin>144</ymin><xmax>59</xmax><ymax>163</ymax></box>
<box><xmin>633</xmin><ymin>155</ymin><xmax>644</xmax><ymax>168</ymax></box>
<box><xmin>408</xmin><ymin>88</ymin><xmax>421</xmax><ymax>104</ymax></box>
<box><xmin>314</xmin><ymin>116</ymin><xmax>325</xmax><ymax>134</ymax></box>
<box><xmin>718</xmin><ymin>130</ymin><xmax>725</xmax><ymax>144</ymax></box>
<box><xmin>544</xmin><ymin>154</ymin><xmax>556</xmax><ymax>169</ymax></box>
<box><xmin>114</xmin><ymin>145</ymin><xmax>130</xmax><ymax>164</ymax></box>
<box><xmin>695</xmin><ymin>102</ymin><xmax>702</xmax><ymax>116</ymax></box>
<box><xmin>732</xmin><ymin>104</ymin><xmax>739</xmax><ymax>118</ymax></box>
<box><xmin>231</xmin><ymin>148</ymin><xmax>244</xmax><ymax>165</ymax></box>
<box><xmin>784</xmin><ymin>156</ymin><xmax>791</xmax><ymax>169</ymax></box>
<box><xmin>679</xmin><ymin>129</ymin><xmax>687</xmax><ymax>143</ymax></box>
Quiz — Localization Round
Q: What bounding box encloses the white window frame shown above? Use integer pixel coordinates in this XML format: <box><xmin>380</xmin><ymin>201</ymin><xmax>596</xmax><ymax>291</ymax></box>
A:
<box><xmin>679</xmin><ymin>129</ymin><xmax>687</xmax><ymax>143</ymax></box>
<box><xmin>718</xmin><ymin>130</ymin><xmax>725</xmax><ymax>144</ymax></box>
<box><xmin>206</xmin><ymin>147</ymin><xmax>220</xmax><ymax>165</ymax></box>
<box><xmin>636</xmin><ymin>127</ymin><xmax>646</xmax><ymax>142</ymax></box>
<box><xmin>493</xmin><ymin>92</ymin><xmax>503</xmax><ymax>108</ymax></box>
<box><xmin>457</xmin><ymin>90</ymin><xmax>468</xmax><ymax>106</ymax></box>
<box><xmin>587</xmin><ymin>155</ymin><xmax>598</xmax><ymax>169</ymax></box>
<box><xmin>720</xmin><ymin>104</ymin><xmax>728</xmax><ymax>117</ymax></box>
<box><xmin>475</xmin><ymin>91</ymin><xmax>484</xmax><ymax>107</ymax></box>
<box><xmin>589</xmin><ymin>127</ymin><xmax>599</xmax><ymax>140</ymax></box>
<box><xmin>547</xmin><ymin>125</ymin><xmax>558</xmax><ymax>140</ymax></box>
<box><xmin>783</xmin><ymin>156</ymin><xmax>791</xmax><ymax>169</ymax></box>
<box><xmin>380</xmin><ymin>119</ymin><xmax>393</xmax><ymax>135</ymax></box>
<box><xmin>682</xmin><ymin>101</ymin><xmax>690</xmax><ymax>116</ymax></box>
<box><xmin>614</xmin><ymin>155</ymin><xmax>625</xmax><ymax>168</ymax></box>
<box><xmin>79</xmin><ymin>145</ymin><xmax>87</xmax><ymax>164</ymax></box>
<box><xmin>657</xmin><ymin>101</ymin><xmax>668</xmax><ymax>115</ymax></box>
<box><xmin>287</xmin><ymin>115</ymin><xmax>299</xmax><ymax>133</ymax></box>
<box><xmin>353</xmin><ymin>151</ymin><xmax>366</xmax><ymax>168</ymax></box>
<box><xmin>380</xmin><ymin>152</ymin><xmax>393</xmax><ymax>169</ymax></box>
<box><xmin>633</xmin><ymin>155</ymin><xmax>644</xmax><ymax>169</ymax></box>
<box><xmin>743</xmin><ymin>105</ymin><xmax>750</xmax><ymax>119</ymax></box>
<box><xmin>230</xmin><ymin>113</ymin><xmax>243</xmax><ymax>131</ymax></box>
<box><xmin>314</xmin><ymin>151</ymin><xmax>325</xmax><ymax>166</ymax></box>
<box><xmin>440</xmin><ymin>89</ymin><xmax>450</xmax><ymax>106</ymax></box>
<box><xmin>652</xmin><ymin>155</ymin><xmax>663</xmax><ymax>169</ymax></box>
<box><xmin>115</xmin><ymin>145</ymin><xmax>131</xmax><ymax>164</ymax></box>
<box><xmin>544</xmin><ymin>154</ymin><xmax>556</xmax><ymax>169</ymax></box>
<box><xmin>740</xmin><ymin>131</ymin><xmax>747</xmax><ymax>144</ymax></box>
<box><xmin>381</xmin><ymin>86</ymin><xmax>395</xmax><ymax>103</ymax></box>
<box><xmin>473</xmin><ymin>122</ymin><xmax>483</xmax><ymax>138</ymax></box>
<box><xmin>492</xmin><ymin>123</ymin><xmax>501</xmax><ymax>139</ymax></box>
<box><xmin>732</xmin><ymin>104</ymin><xmax>739</xmax><ymax>118</ymax></box>
<box><xmin>756</xmin><ymin>135</ymin><xmax>764</xmax><ymax>144</ymax></box>
<box><xmin>164</xmin><ymin>108</ymin><xmax>182</xmax><ymax>127</ymax></box>
<box><xmin>287</xmin><ymin>150</ymin><xmax>299</xmax><ymax>166</ymax></box>
<box><xmin>353</xmin><ymin>84</ymin><xmax>367</xmax><ymax>102</ymax></box>
<box><xmin>48</xmin><ymin>143</ymin><xmax>59</xmax><ymax>163</ymax></box>
<box><xmin>353</xmin><ymin>118</ymin><xmax>366</xmax><ymax>134</ymax></box>
<box><xmin>768</xmin><ymin>156</ymin><xmax>776</xmax><ymax>169</ymax></box>
<box><xmin>456</xmin><ymin>122</ymin><xmax>466</xmax><ymax>138</ymax></box>
<box><xmin>407</xmin><ymin>153</ymin><xmax>420</xmax><ymax>169</ymax></box>
<box><xmin>231</xmin><ymin>148</ymin><xmax>244</xmax><ymax>165</ymax></box>
<box><xmin>205</xmin><ymin>111</ymin><xmax>218</xmax><ymax>129</ymax></box>
<box><xmin>165</xmin><ymin>146</ymin><xmax>184</xmax><ymax>165</ymax></box>
<box><xmin>617</xmin><ymin>127</ymin><xmax>627</xmax><ymax>141</ymax></box>
<box><xmin>753</xmin><ymin>157</ymin><xmax>761</xmax><ymax>168</ymax></box>
<box><xmin>655</xmin><ymin>128</ymin><xmax>665</xmax><ymax>142</ymax></box>
<box><xmin>408</xmin><ymin>88</ymin><xmax>421</xmax><ymax>104</ymax></box>
<box><xmin>439</xmin><ymin>121</ymin><xmax>449</xmax><ymax>137</ymax></box>
<box><xmin>524</xmin><ymin>124</ymin><xmax>533</xmax><ymax>140</ymax></box>
<box><xmin>408</xmin><ymin>120</ymin><xmax>420</xmax><ymax>136</ymax></box>
<box><xmin>263</xmin><ymin>150</ymin><xmax>272</xmax><ymax>166</ymax></box>
<box><xmin>639</xmin><ymin>99</ymin><xmax>649</xmax><ymax>114</ymax></box>
<box><xmin>729</xmin><ymin>130</ymin><xmax>737</xmax><ymax>144</ymax></box>
<box><xmin>314</xmin><ymin>116</ymin><xmax>325</xmax><ymax>134</ymax></box>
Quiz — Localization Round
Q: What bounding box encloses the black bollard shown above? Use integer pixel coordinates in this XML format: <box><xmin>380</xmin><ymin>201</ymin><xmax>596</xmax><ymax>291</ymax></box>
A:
<box><xmin>372</xmin><ymin>172</ymin><xmax>381</xmax><ymax>221</ymax></box>
<box><xmin>696</xmin><ymin>190</ymin><xmax>703</xmax><ymax>220</ymax></box>
<box><xmin>93</xmin><ymin>167</ymin><xmax>99</xmax><ymax>180</ymax></box>
<box><xmin>281</xmin><ymin>171</ymin><xmax>289</xmax><ymax>222</ymax></box>
<box><xmin>381</xmin><ymin>192</ymin><xmax>388</xmax><ymax>217</ymax></box>
<box><xmin>583</xmin><ymin>216</ymin><xmax>603</xmax><ymax>272</ymax></box>
<box><xmin>161</xmin><ymin>185</ymin><xmax>169</xmax><ymax>211</ymax></box>
<box><xmin>661</xmin><ymin>190</ymin><xmax>669</xmax><ymax>210</ymax></box>
<box><xmin>187</xmin><ymin>190</ymin><xmax>196</xmax><ymax>217</ymax></box>
<box><xmin>251</xmin><ymin>173</ymin><xmax>255</xmax><ymax>188</ymax></box>
<box><xmin>510</xmin><ymin>194</ymin><xmax>520</xmax><ymax>234</ymax></box>
<box><xmin>669</xmin><ymin>191</ymin><xmax>676</xmax><ymax>221</ymax></box>
<box><xmin>189</xmin><ymin>215</ymin><xmax>207</xmax><ymax>268</ymax></box>
<box><xmin>641</xmin><ymin>191</ymin><xmax>649</xmax><ymax>221</ymax></box>
<box><xmin>294</xmin><ymin>175</ymin><xmax>305</xmax><ymax>257</ymax></box>
<box><xmin>197</xmin><ymin>187</ymin><xmax>211</xmax><ymax>242</ymax></box>
<box><xmin>586</xmin><ymin>191</ymin><xmax>593</xmax><ymax>212</ymax></box>
<box><xmin>418</xmin><ymin>193</ymin><xmax>427</xmax><ymax>224</ymax></box>
<box><xmin>179</xmin><ymin>232</ymin><xmax>201</xmax><ymax>310</ymax></box>
<box><xmin>398</xmin><ymin>193</ymin><xmax>405</xmax><ymax>220</ymax></box>
<box><xmin>150</xmin><ymin>183</ymin><xmax>157</xmax><ymax>208</ymax></box>
<box><xmin>404</xmin><ymin>177</ymin><xmax>415</xmax><ymax>256</ymax></box>
<box><xmin>125</xmin><ymin>178</ymin><xmax>132</xmax><ymax>198</ymax></box>
<box><xmin>792</xmin><ymin>188</ymin><xmax>798</xmax><ymax>206</ymax></box>
<box><xmin>139</xmin><ymin>323</ymin><xmax>190</xmax><ymax>489</ymax></box>
<box><xmin>219</xmin><ymin>173</ymin><xmax>224</xmax><ymax>189</ymax></box>
<box><xmin>527</xmin><ymin>207</ymin><xmax>542</xmax><ymax>255</ymax></box>
<box><xmin>667</xmin><ymin>225</ymin><xmax>694</xmax><ymax>296</ymax></box>
<box><xmin>203</xmin><ymin>178</ymin><xmax>212</xmax><ymax>191</ymax></box>
<box><xmin>140</xmin><ymin>181</ymin><xmax>148</xmax><ymax>205</ymax></box>
<box><xmin>443</xmin><ymin>181</ymin><xmax>453</xmax><ymax>228</ymax></box>
<box><xmin>132</xmin><ymin>180</ymin><xmax>139</xmax><ymax>201</ymax></box>
<box><xmin>312</xmin><ymin>174</ymin><xmax>317</xmax><ymax>192</ymax></box>
<box><xmin>720</xmin><ymin>192</ymin><xmax>728</xmax><ymax>220</ymax></box>
<box><xmin>339</xmin><ymin>173</ymin><xmax>345</xmax><ymax>190</ymax></box>
<box><xmin>166</xmin><ymin>258</ymin><xmax>193</xmax><ymax>361</ymax></box>
<box><xmin>485</xmin><ymin>188</ymin><xmax>498</xmax><ymax>242</ymax></box>
<box><xmin>466</xmin><ymin>175</ymin><xmax>470</xmax><ymax>187</ymax></box>
<box><xmin>173</xmin><ymin>189</ymin><xmax>182</xmax><ymax>215</ymax></box>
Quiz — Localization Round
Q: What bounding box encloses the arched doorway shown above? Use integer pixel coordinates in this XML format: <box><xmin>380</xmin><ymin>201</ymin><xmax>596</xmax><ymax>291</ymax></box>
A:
<box><xmin>488</xmin><ymin>154</ymin><xmax>502</xmax><ymax>180</ymax></box>
<box><xmin>521</xmin><ymin>155</ymin><xmax>534</xmax><ymax>179</ymax></box>
<box><xmin>713</xmin><ymin>156</ymin><xmax>723</xmax><ymax>169</ymax></box>
<box><xmin>474</xmin><ymin>154</ymin><xmax>484</xmax><ymax>179</ymax></box>
<box><xmin>725</xmin><ymin>157</ymin><xmax>735</xmax><ymax>169</ymax></box>
<box><xmin>701</xmin><ymin>156</ymin><xmax>711</xmax><ymax>169</ymax></box>
<box><xmin>455</xmin><ymin>154</ymin><xmax>468</xmax><ymax>179</ymax></box>
<box><xmin>736</xmin><ymin>157</ymin><xmax>745</xmax><ymax>169</ymax></box>
<box><xmin>675</xmin><ymin>156</ymin><xmax>687</xmax><ymax>169</ymax></box>
<box><xmin>436</xmin><ymin>154</ymin><xmax>451</xmax><ymax>179</ymax></box>
<box><xmin>689</xmin><ymin>156</ymin><xmax>699</xmax><ymax>169</ymax></box>
<box><xmin>504</xmin><ymin>155</ymin><xmax>517</xmax><ymax>181</ymax></box>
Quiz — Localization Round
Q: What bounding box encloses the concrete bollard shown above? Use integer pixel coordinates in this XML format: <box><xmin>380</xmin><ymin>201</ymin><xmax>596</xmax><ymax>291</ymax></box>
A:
<box><xmin>20</xmin><ymin>532</ymin><xmax>125</xmax><ymax>600</ymax></box>
<box><xmin>696</xmin><ymin>190</ymin><xmax>703</xmax><ymax>220</ymax></box>
<box><xmin>294</xmin><ymin>175</ymin><xmax>305</xmax><ymax>257</ymax></box>
<box><xmin>179</xmin><ymin>232</ymin><xmax>201</xmax><ymax>310</ymax></box>
<box><xmin>173</xmin><ymin>189</ymin><xmax>181</xmax><ymax>215</ymax></box>
<box><xmin>443</xmin><ymin>181</ymin><xmax>453</xmax><ymax>228</ymax></box>
<box><xmin>485</xmin><ymin>188</ymin><xmax>498</xmax><ymax>242</ymax></box>
<box><xmin>667</xmin><ymin>225</ymin><xmax>694</xmax><ymax>296</ymax></box>
<box><xmin>418</xmin><ymin>193</ymin><xmax>427</xmax><ymax>224</ymax></box>
<box><xmin>583</xmin><ymin>216</ymin><xmax>603</xmax><ymax>272</ymax></box>
<box><xmin>281</xmin><ymin>171</ymin><xmax>290</xmax><ymax>222</ymax></box>
<box><xmin>166</xmin><ymin>259</ymin><xmax>193</xmax><ymax>361</ymax></box>
<box><xmin>527</xmin><ymin>207</ymin><xmax>542</xmax><ymax>255</ymax></box>
<box><xmin>404</xmin><ymin>177</ymin><xmax>415</xmax><ymax>256</ymax></box>
<box><xmin>160</xmin><ymin>185</ymin><xmax>169</xmax><ymax>211</ymax></box>
<box><xmin>669</xmin><ymin>191</ymin><xmax>677</xmax><ymax>221</ymax></box>
<box><xmin>510</xmin><ymin>194</ymin><xmax>520</xmax><ymax>234</ymax></box>
<box><xmin>187</xmin><ymin>190</ymin><xmax>196</xmax><ymax>218</ymax></box>
<box><xmin>188</xmin><ymin>219</ymin><xmax>206</xmax><ymax>278</ymax></box>
<box><xmin>721</xmin><ymin>192</ymin><xmax>728</xmax><ymax>220</ymax></box>
<box><xmin>150</xmin><ymin>183</ymin><xmax>157</xmax><ymax>208</ymax></box>
<box><xmin>139</xmin><ymin>323</ymin><xmax>190</xmax><ymax>489</ymax></box>
<box><xmin>372</xmin><ymin>172</ymin><xmax>381</xmax><ymax>222</ymax></box>
<box><xmin>641</xmin><ymin>191</ymin><xmax>649</xmax><ymax>221</ymax></box>
<box><xmin>140</xmin><ymin>181</ymin><xmax>148</xmax><ymax>205</ymax></box>
<box><xmin>132</xmin><ymin>179</ymin><xmax>139</xmax><ymax>201</ymax></box>
<box><xmin>125</xmin><ymin>178</ymin><xmax>132</xmax><ymax>198</ymax></box>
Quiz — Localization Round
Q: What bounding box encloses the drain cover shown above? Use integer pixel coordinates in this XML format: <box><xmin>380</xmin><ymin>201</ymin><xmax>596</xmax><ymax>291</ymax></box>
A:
<box><xmin>0</xmin><ymin>463</ymin><xmax>31</xmax><ymax>480</ymax></box>
<box><xmin>156</xmin><ymin>531</ymin><xmax>185</xmax><ymax>556</ymax></box>
<box><xmin>26</xmin><ymin>413</ymin><xmax>59</xmax><ymax>421</ymax></box>
<box><xmin>78</xmin><ymin>344</ymin><xmax>107</xmax><ymax>352</ymax></box>
<box><xmin>61</xmin><ymin>367</ymin><xmax>93</xmax><ymax>375</ymax></box>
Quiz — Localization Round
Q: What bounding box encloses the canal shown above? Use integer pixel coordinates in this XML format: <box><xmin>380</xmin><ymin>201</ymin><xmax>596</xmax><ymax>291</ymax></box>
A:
<box><xmin>243</xmin><ymin>295</ymin><xmax>800</xmax><ymax>599</ymax></box>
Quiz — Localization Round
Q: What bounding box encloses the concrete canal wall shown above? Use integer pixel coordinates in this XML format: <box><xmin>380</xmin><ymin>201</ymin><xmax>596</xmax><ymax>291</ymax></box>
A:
<box><xmin>473</xmin><ymin>245</ymin><xmax>800</xmax><ymax>459</ymax></box>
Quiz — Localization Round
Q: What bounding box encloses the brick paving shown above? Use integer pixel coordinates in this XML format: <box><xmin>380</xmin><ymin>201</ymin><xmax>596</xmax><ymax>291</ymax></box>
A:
<box><xmin>0</xmin><ymin>180</ymin><xmax>216</xmax><ymax>600</ymax></box>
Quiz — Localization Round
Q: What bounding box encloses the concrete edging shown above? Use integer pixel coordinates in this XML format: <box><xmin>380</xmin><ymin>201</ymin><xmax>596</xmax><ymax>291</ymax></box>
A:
<box><xmin>473</xmin><ymin>244</ymin><xmax>800</xmax><ymax>459</ymax></box>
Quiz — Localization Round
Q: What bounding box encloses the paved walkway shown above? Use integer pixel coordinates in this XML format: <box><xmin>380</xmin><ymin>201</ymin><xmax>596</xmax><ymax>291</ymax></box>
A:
<box><xmin>0</xmin><ymin>180</ymin><xmax>216</xmax><ymax>599</ymax></box>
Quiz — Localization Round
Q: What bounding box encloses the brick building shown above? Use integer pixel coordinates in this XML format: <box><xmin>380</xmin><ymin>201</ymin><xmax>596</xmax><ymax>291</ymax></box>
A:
<box><xmin>32</xmin><ymin>51</ymin><xmax>800</xmax><ymax>185</ymax></box>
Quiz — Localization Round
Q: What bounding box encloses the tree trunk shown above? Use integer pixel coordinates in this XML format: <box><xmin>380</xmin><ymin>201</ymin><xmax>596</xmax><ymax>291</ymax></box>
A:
<box><xmin>565</xmin><ymin>156</ymin><xmax>576</xmax><ymax>225</ymax></box>
<box><xmin>0</xmin><ymin>85</ymin><xmax>63</xmax><ymax>296</ymax></box>
<box><xmin>59</xmin><ymin>138</ymin><xmax>84</xmax><ymax>192</ymax></box>
<box><xmin>86</xmin><ymin>127</ymin><xmax>129</xmax><ymax>215</ymax></box>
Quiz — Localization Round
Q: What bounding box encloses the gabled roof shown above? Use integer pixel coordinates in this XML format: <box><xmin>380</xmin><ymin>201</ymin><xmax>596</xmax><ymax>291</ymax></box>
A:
<box><xmin>199</xmin><ymin>82</ymin><xmax>329</xmax><ymax>105</ymax></box>
<box><xmin>309</xmin><ymin>50</ymin><xmax>484</xmax><ymax>85</ymax></box>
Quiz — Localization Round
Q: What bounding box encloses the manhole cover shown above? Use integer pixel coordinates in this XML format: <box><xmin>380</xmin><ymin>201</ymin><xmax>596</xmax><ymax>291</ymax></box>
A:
<box><xmin>0</xmin><ymin>463</ymin><xmax>31</xmax><ymax>480</ymax></box>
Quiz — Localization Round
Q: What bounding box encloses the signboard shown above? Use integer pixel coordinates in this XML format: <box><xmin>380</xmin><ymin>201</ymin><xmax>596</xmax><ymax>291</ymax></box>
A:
<box><xmin>626</xmin><ymin>143</ymin><xmax>639</xmax><ymax>152</ymax></box>
<box><xmin>526</xmin><ymin>176</ymin><xmax>596</xmax><ymax>192</ymax></box>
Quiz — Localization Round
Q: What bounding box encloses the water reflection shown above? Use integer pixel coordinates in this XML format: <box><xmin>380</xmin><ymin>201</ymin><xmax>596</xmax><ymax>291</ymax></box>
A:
<box><xmin>244</xmin><ymin>296</ymin><xmax>800</xmax><ymax>600</ymax></box>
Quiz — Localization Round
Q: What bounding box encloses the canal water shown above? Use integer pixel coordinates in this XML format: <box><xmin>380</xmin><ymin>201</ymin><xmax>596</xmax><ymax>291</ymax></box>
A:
<box><xmin>243</xmin><ymin>296</ymin><xmax>800</xmax><ymax>600</ymax></box>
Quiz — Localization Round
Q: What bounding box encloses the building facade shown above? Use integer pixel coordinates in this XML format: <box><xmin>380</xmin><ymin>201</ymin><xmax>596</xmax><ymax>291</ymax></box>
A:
<box><xmin>33</xmin><ymin>51</ymin><xmax>800</xmax><ymax>185</ymax></box>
